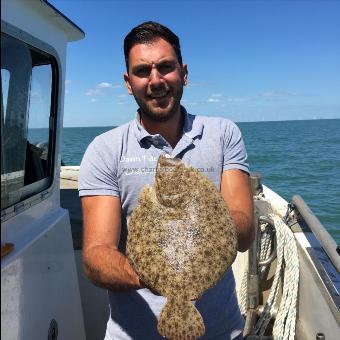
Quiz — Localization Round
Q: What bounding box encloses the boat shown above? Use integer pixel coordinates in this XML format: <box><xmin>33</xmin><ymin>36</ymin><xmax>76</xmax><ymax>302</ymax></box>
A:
<box><xmin>1</xmin><ymin>1</ymin><xmax>339</xmax><ymax>339</ymax></box>
<box><xmin>1</xmin><ymin>1</ymin><xmax>85</xmax><ymax>339</ymax></box>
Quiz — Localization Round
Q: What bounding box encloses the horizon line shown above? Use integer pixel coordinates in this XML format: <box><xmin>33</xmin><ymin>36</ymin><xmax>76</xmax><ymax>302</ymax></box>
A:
<box><xmin>61</xmin><ymin>117</ymin><xmax>340</xmax><ymax>129</ymax></box>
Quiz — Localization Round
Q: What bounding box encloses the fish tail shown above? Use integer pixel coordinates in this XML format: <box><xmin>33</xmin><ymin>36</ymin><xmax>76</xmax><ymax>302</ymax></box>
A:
<box><xmin>158</xmin><ymin>297</ymin><xmax>205</xmax><ymax>339</ymax></box>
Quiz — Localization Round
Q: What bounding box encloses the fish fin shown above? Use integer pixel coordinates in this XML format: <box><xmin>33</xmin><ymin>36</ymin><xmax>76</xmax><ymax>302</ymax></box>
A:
<box><xmin>158</xmin><ymin>297</ymin><xmax>205</xmax><ymax>339</ymax></box>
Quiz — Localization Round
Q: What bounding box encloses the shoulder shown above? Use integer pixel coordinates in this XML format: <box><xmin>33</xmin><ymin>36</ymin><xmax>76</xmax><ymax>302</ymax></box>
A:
<box><xmin>84</xmin><ymin>120</ymin><xmax>136</xmax><ymax>158</ymax></box>
<box><xmin>189</xmin><ymin>113</ymin><xmax>241</xmax><ymax>137</ymax></box>
<box><xmin>93</xmin><ymin>120</ymin><xmax>133</xmax><ymax>146</ymax></box>
<box><xmin>201</xmin><ymin>115</ymin><xmax>238</xmax><ymax>128</ymax></box>
<box><xmin>80</xmin><ymin>120</ymin><xmax>135</xmax><ymax>169</ymax></box>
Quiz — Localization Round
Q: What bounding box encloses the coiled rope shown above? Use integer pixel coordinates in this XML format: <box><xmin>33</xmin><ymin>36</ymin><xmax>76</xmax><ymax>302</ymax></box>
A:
<box><xmin>238</xmin><ymin>205</ymin><xmax>299</xmax><ymax>339</ymax></box>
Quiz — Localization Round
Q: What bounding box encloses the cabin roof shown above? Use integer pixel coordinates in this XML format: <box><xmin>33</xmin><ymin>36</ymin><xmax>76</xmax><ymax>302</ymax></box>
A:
<box><xmin>2</xmin><ymin>0</ymin><xmax>85</xmax><ymax>41</ymax></box>
<box><xmin>36</xmin><ymin>0</ymin><xmax>85</xmax><ymax>41</ymax></box>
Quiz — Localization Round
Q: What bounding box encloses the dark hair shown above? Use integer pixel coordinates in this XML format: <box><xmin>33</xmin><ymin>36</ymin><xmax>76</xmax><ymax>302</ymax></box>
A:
<box><xmin>124</xmin><ymin>21</ymin><xmax>183</xmax><ymax>72</ymax></box>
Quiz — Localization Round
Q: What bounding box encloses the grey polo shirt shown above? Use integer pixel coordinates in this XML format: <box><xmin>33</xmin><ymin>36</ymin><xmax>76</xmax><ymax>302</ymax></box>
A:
<box><xmin>79</xmin><ymin>107</ymin><xmax>248</xmax><ymax>339</ymax></box>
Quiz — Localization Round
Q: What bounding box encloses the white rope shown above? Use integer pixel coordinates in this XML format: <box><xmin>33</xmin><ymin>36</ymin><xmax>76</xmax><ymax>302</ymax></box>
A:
<box><xmin>253</xmin><ymin>213</ymin><xmax>285</xmax><ymax>337</ymax></box>
<box><xmin>253</xmin><ymin>213</ymin><xmax>299</xmax><ymax>339</ymax></box>
<box><xmin>238</xmin><ymin>270</ymin><xmax>248</xmax><ymax>316</ymax></box>
<box><xmin>237</xmin><ymin>220</ymin><xmax>273</xmax><ymax>316</ymax></box>
<box><xmin>272</xmin><ymin>216</ymin><xmax>299</xmax><ymax>340</ymax></box>
<box><xmin>238</xmin><ymin>202</ymin><xmax>299</xmax><ymax>339</ymax></box>
<box><xmin>237</xmin><ymin>219</ymin><xmax>275</xmax><ymax>316</ymax></box>
<box><xmin>259</xmin><ymin>222</ymin><xmax>273</xmax><ymax>276</ymax></box>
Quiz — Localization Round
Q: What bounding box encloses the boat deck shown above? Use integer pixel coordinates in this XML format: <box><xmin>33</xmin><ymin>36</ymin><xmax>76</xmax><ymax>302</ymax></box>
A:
<box><xmin>60</xmin><ymin>166</ymin><xmax>109</xmax><ymax>339</ymax></box>
<box><xmin>60</xmin><ymin>166</ymin><xmax>83</xmax><ymax>249</ymax></box>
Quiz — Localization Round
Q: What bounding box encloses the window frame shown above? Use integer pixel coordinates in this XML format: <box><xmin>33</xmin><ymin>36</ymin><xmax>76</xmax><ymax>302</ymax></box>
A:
<box><xmin>1</xmin><ymin>21</ymin><xmax>61</xmax><ymax>222</ymax></box>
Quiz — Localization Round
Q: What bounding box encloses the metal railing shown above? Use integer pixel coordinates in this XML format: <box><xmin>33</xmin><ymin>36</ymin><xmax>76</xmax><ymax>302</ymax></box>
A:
<box><xmin>291</xmin><ymin>194</ymin><xmax>340</xmax><ymax>273</ymax></box>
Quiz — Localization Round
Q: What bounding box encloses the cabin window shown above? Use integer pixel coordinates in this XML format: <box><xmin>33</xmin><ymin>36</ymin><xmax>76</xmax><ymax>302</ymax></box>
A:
<box><xmin>1</xmin><ymin>33</ymin><xmax>57</xmax><ymax>210</ymax></box>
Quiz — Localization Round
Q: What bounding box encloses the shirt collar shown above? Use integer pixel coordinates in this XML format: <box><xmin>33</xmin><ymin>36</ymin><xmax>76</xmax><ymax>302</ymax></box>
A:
<box><xmin>133</xmin><ymin>110</ymin><xmax>150</xmax><ymax>143</ymax></box>
<box><xmin>133</xmin><ymin>105</ymin><xmax>203</xmax><ymax>144</ymax></box>
<box><xmin>182</xmin><ymin>106</ymin><xmax>203</xmax><ymax>139</ymax></box>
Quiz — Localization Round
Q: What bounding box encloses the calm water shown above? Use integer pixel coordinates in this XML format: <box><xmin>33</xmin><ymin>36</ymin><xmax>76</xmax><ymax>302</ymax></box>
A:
<box><xmin>61</xmin><ymin>119</ymin><xmax>340</xmax><ymax>243</ymax></box>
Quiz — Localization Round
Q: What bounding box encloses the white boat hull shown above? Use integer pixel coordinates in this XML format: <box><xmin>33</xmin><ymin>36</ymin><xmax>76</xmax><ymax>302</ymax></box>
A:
<box><xmin>1</xmin><ymin>209</ymin><xmax>85</xmax><ymax>340</ymax></box>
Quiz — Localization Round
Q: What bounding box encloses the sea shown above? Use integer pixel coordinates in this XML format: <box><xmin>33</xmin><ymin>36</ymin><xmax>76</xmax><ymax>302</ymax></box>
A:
<box><xmin>61</xmin><ymin>119</ymin><xmax>340</xmax><ymax>244</ymax></box>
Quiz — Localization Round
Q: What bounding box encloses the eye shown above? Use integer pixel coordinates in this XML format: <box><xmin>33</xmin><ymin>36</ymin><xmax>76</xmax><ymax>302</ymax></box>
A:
<box><xmin>133</xmin><ymin>66</ymin><xmax>151</xmax><ymax>78</ymax></box>
<box><xmin>158</xmin><ymin>63</ymin><xmax>175</xmax><ymax>75</ymax></box>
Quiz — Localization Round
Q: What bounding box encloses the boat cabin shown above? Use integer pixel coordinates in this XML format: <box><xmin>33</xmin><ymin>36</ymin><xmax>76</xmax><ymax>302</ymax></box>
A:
<box><xmin>1</xmin><ymin>0</ymin><xmax>86</xmax><ymax>339</ymax></box>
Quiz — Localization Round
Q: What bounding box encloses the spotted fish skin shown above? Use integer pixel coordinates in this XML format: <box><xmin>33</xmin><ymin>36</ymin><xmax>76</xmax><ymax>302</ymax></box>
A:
<box><xmin>126</xmin><ymin>155</ymin><xmax>238</xmax><ymax>339</ymax></box>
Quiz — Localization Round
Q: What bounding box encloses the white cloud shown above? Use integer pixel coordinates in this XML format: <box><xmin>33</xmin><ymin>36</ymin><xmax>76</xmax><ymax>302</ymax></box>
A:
<box><xmin>117</xmin><ymin>94</ymin><xmax>127</xmax><ymax>98</ymax></box>
<box><xmin>207</xmin><ymin>98</ymin><xmax>221</xmax><ymax>103</ymax></box>
<box><xmin>65</xmin><ymin>79</ymin><xmax>71</xmax><ymax>85</ymax></box>
<box><xmin>207</xmin><ymin>93</ymin><xmax>223</xmax><ymax>103</ymax></box>
<box><xmin>86</xmin><ymin>82</ymin><xmax>122</xmax><ymax>99</ymax></box>
<box><xmin>186</xmin><ymin>81</ymin><xmax>211</xmax><ymax>88</ymax></box>
<box><xmin>85</xmin><ymin>88</ymin><xmax>103</xmax><ymax>97</ymax></box>
<box><xmin>226</xmin><ymin>97</ymin><xmax>248</xmax><ymax>102</ymax></box>
<box><xmin>97</xmin><ymin>82</ymin><xmax>112</xmax><ymax>88</ymax></box>
<box><xmin>90</xmin><ymin>98</ymin><xmax>96</xmax><ymax>102</ymax></box>
<box><xmin>187</xmin><ymin>82</ymin><xmax>201</xmax><ymax>88</ymax></box>
<box><xmin>260</xmin><ymin>90</ymin><xmax>297</xmax><ymax>98</ymax></box>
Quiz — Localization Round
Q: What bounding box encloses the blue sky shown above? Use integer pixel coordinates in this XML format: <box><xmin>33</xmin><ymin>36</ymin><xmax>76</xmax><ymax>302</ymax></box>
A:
<box><xmin>50</xmin><ymin>0</ymin><xmax>340</xmax><ymax>127</ymax></box>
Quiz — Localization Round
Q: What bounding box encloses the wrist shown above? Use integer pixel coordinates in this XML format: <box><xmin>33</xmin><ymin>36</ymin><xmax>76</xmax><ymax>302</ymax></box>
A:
<box><xmin>123</xmin><ymin>257</ymin><xmax>143</xmax><ymax>288</ymax></box>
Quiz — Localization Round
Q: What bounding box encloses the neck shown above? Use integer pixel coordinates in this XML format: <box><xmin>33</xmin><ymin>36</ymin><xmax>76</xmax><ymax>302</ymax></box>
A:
<box><xmin>140</xmin><ymin>107</ymin><xmax>183</xmax><ymax>148</ymax></box>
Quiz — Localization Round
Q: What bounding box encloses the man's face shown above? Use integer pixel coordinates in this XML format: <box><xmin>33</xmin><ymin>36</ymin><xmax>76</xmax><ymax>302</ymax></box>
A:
<box><xmin>124</xmin><ymin>38</ymin><xmax>187</xmax><ymax>122</ymax></box>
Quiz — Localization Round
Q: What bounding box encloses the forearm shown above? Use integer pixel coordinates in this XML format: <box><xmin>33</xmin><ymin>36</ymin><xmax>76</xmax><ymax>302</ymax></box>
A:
<box><xmin>83</xmin><ymin>245</ymin><xmax>142</xmax><ymax>291</ymax></box>
<box><xmin>231</xmin><ymin>209</ymin><xmax>254</xmax><ymax>252</ymax></box>
<box><xmin>220</xmin><ymin>169</ymin><xmax>254</xmax><ymax>252</ymax></box>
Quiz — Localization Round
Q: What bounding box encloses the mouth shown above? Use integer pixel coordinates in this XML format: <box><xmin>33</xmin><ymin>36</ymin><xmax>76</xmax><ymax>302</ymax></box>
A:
<box><xmin>148</xmin><ymin>90</ymin><xmax>169</xmax><ymax>100</ymax></box>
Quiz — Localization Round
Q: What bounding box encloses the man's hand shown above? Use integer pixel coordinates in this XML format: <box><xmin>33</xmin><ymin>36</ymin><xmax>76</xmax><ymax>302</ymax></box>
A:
<box><xmin>81</xmin><ymin>195</ymin><xmax>143</xmax><ymax>291</ymax></box>
<box><xmin>220</xmin><ymin>169</ymin><xmax>254</xmax><ymax>252</ymax></box>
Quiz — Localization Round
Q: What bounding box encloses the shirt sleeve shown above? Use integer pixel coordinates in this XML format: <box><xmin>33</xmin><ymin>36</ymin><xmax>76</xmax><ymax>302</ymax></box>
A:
<box><xmin>222</xmin><ymin>120</ymin><xmax>249</xmax><ymax>174</ymax></box>
<box><xmin>78</xmin><ymin>136</ymin><xmax>120</xmax><ymax>197</ymax></box>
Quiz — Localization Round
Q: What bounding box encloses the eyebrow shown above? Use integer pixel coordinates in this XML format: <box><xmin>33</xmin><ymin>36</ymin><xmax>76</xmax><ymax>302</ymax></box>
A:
<box><xmin>132</xmin><ymin>58</ymin><xmax>177</xmax><ymax>70</ymax></box>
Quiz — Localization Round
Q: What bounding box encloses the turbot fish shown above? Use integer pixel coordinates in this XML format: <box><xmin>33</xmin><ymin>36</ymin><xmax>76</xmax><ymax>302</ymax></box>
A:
<box><xmin>126</xmin><ymin>155</ymin><xmax>237</xmax><ymax>339</ymax></box>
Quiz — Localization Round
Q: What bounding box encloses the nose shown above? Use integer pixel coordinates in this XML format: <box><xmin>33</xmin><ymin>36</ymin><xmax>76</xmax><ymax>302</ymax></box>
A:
<box><xmin>149</xmin><ymin>65</ymin><xmax>163</xmax><ymax>88</ymax></box>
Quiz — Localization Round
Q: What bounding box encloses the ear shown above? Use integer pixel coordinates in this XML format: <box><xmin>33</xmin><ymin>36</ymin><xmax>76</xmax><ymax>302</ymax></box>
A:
<box><xmin>182</xmin><ymin>64</ymin><xmax>188</xmax><ymax>86</ymax></box>
<box><xmin>124</xmin><ymin>72</ymin><xmax>133</xmax><ymax>95</ymax></box>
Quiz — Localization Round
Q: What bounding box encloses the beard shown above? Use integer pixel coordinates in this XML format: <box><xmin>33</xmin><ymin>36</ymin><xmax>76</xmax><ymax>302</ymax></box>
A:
<box><xmin>134</xmin><ymin>84</ymin><xmax>183</xmax><ymax>123</ymax></box>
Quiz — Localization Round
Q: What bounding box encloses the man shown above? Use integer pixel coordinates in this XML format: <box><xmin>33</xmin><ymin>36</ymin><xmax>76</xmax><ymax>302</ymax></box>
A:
<box><xmin>79</xmin><ymin>21</ymin><xmax>254</xmax><ymax>339</ymax></box>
